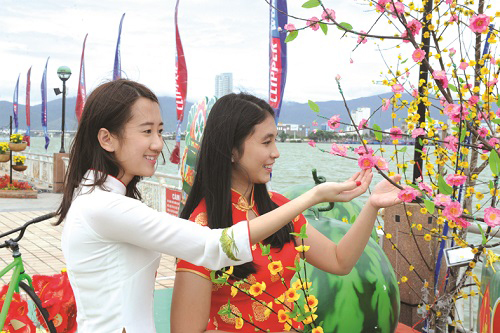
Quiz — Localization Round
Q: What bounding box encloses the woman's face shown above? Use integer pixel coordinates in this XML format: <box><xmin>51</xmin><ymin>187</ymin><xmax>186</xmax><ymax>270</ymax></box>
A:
<box><xmin>113</xmin><ymin>97</ymin><xmax>164</xmax><ymax>185</ymax></box>
<box><xmin>231</xmin><ymin>114</ymin><xmax>280</xmax><ymax>192</ymax></box>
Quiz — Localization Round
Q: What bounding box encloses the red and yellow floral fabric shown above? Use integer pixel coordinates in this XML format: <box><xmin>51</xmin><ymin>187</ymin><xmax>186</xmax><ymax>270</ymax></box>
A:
<box><xmin>176</xmin><ymin>189</ymin><xmax>307</xmax><ymax>332</ymax></box>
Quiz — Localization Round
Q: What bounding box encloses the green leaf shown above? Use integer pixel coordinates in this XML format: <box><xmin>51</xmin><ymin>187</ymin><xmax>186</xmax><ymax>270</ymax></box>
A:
<box><xmin>350</xmin><ymin>214</ymin><xmax>357</xmax><ymax>224</ymax></box>
<box><xmin>497</xmin><ymin>98</ymin><xmax>500</xmax><ymax>108</ymax></box>
<box><xmin>489</xmin><ymin>150</ymin><xmax>500</xmax><ymax>176</ymax></box>
<box><xmin>459</xmin><ymin>77</ymin><xmax>465</xmax><ymax>83</ymax></box>
<box><xmin>302</xmin><ymin>0</ymin><xmax>320</xmax><ymax>8</ymax></box>
<box><xmin>449</xmin><ymin>84</ymin><xmax>458</xmax><ymax>92</ymax></box>
<box><xmin>423</xmin><ymin>199</ymin><xmax>435</xmax><ymax>214</ymax></box>
<box><xmin>320</xmin><ymin>22</ymin><xmax>328</xmax><ymax>35</ymax></box>
<box><xmin>438</xmin><ymin>174</ymin><xmax>453</xmax><ymax>195</ymax></box>
<box><xmin>401</xmin><ymin>58</ymin><xmax>408</xmax><ymax>64</ymax></box>
<box><xmin>308</xmin><ymin>100</ymin><xmax>320</xmax><ymax>113</ymax></box>
<box><xmin>259</xmin><ymin>243</ymin><xmax>271</xmax><ymax>256</ymax></box>
<box><xmin>285</xmin><ymin>30</ymin><xmax>298</xmax><ymax>43</ymax></box>
<box><xmin>476</xmin><ymin>222</ymin><xmax>487</xmax><ymax>245</ymax></box>
<box><xmin>337</xmin><ymin>22</ymin><xmax>353</xmax><ymax>31</ymax></box>
<box><xmin>490</xmin><ymin>180</ymin><xmax>495</xmax><ymax>189</ymax></box>
<box><xmin>400</xmin><ymin>147</ymin><xmax>407</xmax><ymax>153</ymax></box>
<box><xmin>492</xmin><ymin>119</ymin><xmax>500</xmax><ymax>125</ymax></box>
<box><xmin>373</xmin><ymin>124</ymin><xmax>383</xmax><ymax>141</ymax></box>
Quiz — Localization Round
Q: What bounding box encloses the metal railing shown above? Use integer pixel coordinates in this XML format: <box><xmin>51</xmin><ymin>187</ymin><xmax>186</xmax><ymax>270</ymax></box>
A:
<box><xmin>1</xmin><ymin>151</ymin><xmax>54</xmax><ymax>188</ymax></box>
<box><xmin>138</xmin><ymin>172</ymin><xmax>182</xmax><ymax>212</ymax></box>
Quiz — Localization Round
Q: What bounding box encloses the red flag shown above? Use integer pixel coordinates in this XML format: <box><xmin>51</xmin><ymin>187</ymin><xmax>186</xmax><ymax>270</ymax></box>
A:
<box><xmin>170</xmin><ymin>0</ymin><xmax>188</xmax><ymax>164</ymax></box>
<box><xmin>25</xmin><ymin>67</ymin><xmax>31</xmax><ymax>146</ymax></box>
<box><xmin>76</xmin><ymin>34</ymin><xmax>88</xmax><ymax>122</ymax></box>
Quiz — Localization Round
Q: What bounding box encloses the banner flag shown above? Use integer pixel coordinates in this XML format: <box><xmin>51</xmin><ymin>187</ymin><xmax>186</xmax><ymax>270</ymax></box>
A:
<box><xmin>170</xmin><ymin>0</ymin><xmax>188</xmax><ymax>164</ymax></box>
<box><xmin>113</xmin><ymin>13</ymin><xmax>126</xmax><ymax>81</ymax></box>
<box><xmin>269</xmin><ymin>0</ymin><xmax>288</xmax><ymax>123</ymax></box>
<box><xmin>41</xmin><ymin>57</ymin><xmax>50</xmax><ymax>150</ymax></box>
<box><xmin>13</xmin><ymin>75</ymin><xmax>20</xmax><ymax>133</ymax></box>
<box><xmin>26</xmin><ymin>67</ymin><xmax>31</xmax><ymax>146</ymax></box>
<box><xmin>76</xmin><ymin>34</ymin><xmax>88</xmax><ymax>122</ymax></box>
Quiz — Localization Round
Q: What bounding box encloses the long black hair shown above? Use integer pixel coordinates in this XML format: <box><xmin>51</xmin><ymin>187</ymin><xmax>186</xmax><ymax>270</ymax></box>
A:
<box><xmin>56</xmin><ymin>79</ymin><xmax>159</xmax><ymax>225</ymax></box>
<box><xmin>180</xmin><ymin>93</ymin><xmax>294</xmax><ymax>279</ymax></box>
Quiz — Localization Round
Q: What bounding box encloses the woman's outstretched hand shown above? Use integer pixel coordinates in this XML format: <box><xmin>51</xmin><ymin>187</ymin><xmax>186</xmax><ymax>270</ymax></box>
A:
<box><xmin>314</xmin><ymin>169</ymin><xmax>373</xmax><ymax>203</ymax></box>
<box><xmin>368</xmin><ymin>174</ymin><xmax>403</xmax><ymax>209</ymax></box>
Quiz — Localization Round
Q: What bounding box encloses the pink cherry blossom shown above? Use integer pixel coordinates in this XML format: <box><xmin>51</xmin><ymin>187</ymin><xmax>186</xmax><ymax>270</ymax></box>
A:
<box><xmin>359</xmin><ymin>119</ymin><xmax>368</xmax><ymax>129</ymax></box>
<box><xmin>397</xmin><ymin>187</ymin><xmax>421</xmax><ymax>203</ymax></box>
<box><xmin>390</xmin><ymin>127</ymin><xmax>403</xmax><ymax>140</ymax></box>
<box><xmin>488</xmin><ymin>137</ymin><xmax>500</xmax><ymax>147</ymax></box>
<box><xmin>487</xmin><ymin>78</ymin><xmax>498</xmax><ymax>87</ymax></box>
<box><xmin>443</xmin><ymin>201</ymin><xmax>463</xmax><ymax>220</ymax></box>
<box><xmin>497</xmin><ymin>109</ymin><xmax>500</xmax><ymax>118</ymax></box>
<box><xmin>455</xmin><ymin>218</ymin><xmax>470</xmax><ymax>229</ymax></box>
<box><xmin>321</xmin><ymin>8</ymin><xmax>336</xmax><ymax>22</ymax></box>
<box><xmin>376</xmin><ymin>0</ymin><xmax>390</xmax><ymax>12</ymax></box>
<box><xmin>412</xmin><ymin>128</ymin><xmax>426</xmax><ymax>138</ymax></box>
<box><xmin>308</xmin><ymin>140</ymin><xmax>316</xmax><ymax>148</ymax></box>
<box><xmin>412</xmin><ymin>48</ymin><xmax>426</xmax><ymax>62</ymax></box>
<box><xmin>449</xmin><ymin>48</ymin><xmax>457</xmax><ymax>57</ymax></box>
<box><xmin>284</xmin><ymin>24</ymin><xmax>296</xmax><ymax>31</ymax></box>
<box><xmin>449</xmin><ymin>14</ymin><xmax>458</xmax><ymax>23</ymax></box>
<box><xmin>354</xmin><ymin>146</ymin><xmax>374</xmax><ymax>156</ymax></box>
<box><xmin>327</xmin><ymin>115</ymin><xmax>341</xmax><ymax>130</ymax></box>
<box><xmin>357</xmin><ymin>31</ymin><xmax>368</xmax><ymax>44</ymax></box>
<box><xmin>418</xmin><ymin>182</ymin><xmax>433</xmax><ymax>195</ymax></box>
<box><xmin>307</xmin><ymin>17</ymin><xmax>320</xmax><ymax>31</ymax></box>
<box><xmin>459</xmin><ymin>62</ymin><xmax>469</xmax><ymax>70</ymax></box>
<box><xmin>446</xmin><ymin>174</ymin><xmax>467</xmax><ymax>186</ymax></box>
<box><xmin>484</xmin><ymin>207</ymin><xmax>500</xmax><ymax>227</ymax></box>
<box><xmin>469</xmin><ymin>14</ymin><xmax>491</xmax><ymax>33</ymax></box>
<box><xmin>478</xmin><ymin>127</ymin><xmax>488</xmax><ymax>138</ymax></box>
<box><xmin>449</xmin><ymin>108</ymin><xmax>469</xmax><ymax>123</ymax></box>
<box><xmin>412</xmin><ymin>89</ymin><xmax>419</xmax><ymax>98</ymax></box>
<box><xmin>392</xmin><ymin>84</ymin><xmax>404</xmax><ymax>94</ymax></box>
<box><xmin>330</xmin><ymin>143</ymin><xmax>348</xmax><ymax>157</ymax></box>
<box><xmin>468</xmin><ymin>95</ymin><xmax>479</xmax><ymax>105</ymax></box>
<box><xmin>444</xmin><ymin>135</ymin><xmax>458</xmax><ymax>152</ymax></box>
<box><xmin>389</xmin><ymin>2</ymin><xmax>404</xmax><ymax>17</ymax></box>
<box><xmin>374</xmin><ymin>156</ymin><xmax>389</xmax><ymax>171</ymax></box>
<box><xmin>335</xmin><ymin>74</ymin><xmax>342</xmax><ymax>81</ymax></box>
<box><xmin>407</xmin><ymin>19</ymin><xmax>423</xmax><ymax>36</ymax></box>
<box><xmin>434</xmin><ymin>194</ymin><xmax>452</xmax><ymax>207</ymax></box>
<box><xmin>432</xmin><ymin>70</ymin><xmax>449</xmax><ymax>89</ymax></box>
<box><xmin>382</xmin><ymin>98</ymin><xmax>391</xmax><ymax>111</ymax></box>
<box><xmin>358</xmin><ymin>155</ymin><xmax>376</xmax><ymax>170</ymax></box>
<box><xmin>401</xmin><ymin>30</ymin><xmax>410</xmax><ymax>43</ymax></box>
<box><xmin>312</xmin><ymin>121</ymin><xmax>318</xmax><ymax>126</ymax></box>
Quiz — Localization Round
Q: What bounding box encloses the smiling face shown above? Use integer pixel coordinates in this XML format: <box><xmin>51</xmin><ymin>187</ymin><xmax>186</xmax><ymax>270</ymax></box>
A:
<box><xmin>111</xmin><ymin>97</ymin><xmax>164</xmax><ymax>185</ymax></box>
<box><xmin>231</xmin><ymin>114</ymin><xmax>280</xmax><ymax>193</ymax></box>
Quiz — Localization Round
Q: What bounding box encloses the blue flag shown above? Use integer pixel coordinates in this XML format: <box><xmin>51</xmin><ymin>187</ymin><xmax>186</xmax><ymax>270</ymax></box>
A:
<box><xmin>41</xmin><ymin>57</ymin><xmax>50</xmax><ymax>150</ymax></box>
<box><xmin>13</xmin><ymin>74</ymin><xmax>20</xmax><ymax>133</ymax></box>
<box><xmin>113</xmin><ymin>13</ymin><xmax>126</xmax><ymax>80</ymax></box>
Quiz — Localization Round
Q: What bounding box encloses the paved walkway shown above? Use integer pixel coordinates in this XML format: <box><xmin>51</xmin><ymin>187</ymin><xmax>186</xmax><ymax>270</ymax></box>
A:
<box><xmin>0</xmin><ymin>195</ymin><xmax>176</xmax><ymax>289</ymax></box>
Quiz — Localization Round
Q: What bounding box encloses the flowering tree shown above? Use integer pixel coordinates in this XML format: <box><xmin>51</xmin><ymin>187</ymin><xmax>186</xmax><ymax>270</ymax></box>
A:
<box><xmin>275</xmin><ymin>0</ymin><xmax>500</xmax><ymax>331</ymax></box>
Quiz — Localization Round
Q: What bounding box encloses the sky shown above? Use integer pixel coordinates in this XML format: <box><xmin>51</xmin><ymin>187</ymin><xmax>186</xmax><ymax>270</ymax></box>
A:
<box><xmin>2</xmin><ymin>0</ymin><xmax>496</xmax><ymax>107</ymax></box>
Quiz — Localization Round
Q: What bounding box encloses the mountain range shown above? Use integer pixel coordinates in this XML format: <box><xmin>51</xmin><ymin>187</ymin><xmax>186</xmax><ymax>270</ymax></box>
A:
<box><xmin>0</xmin><ymin>93</ymin><xmax>445</xmax><ymax>133</ymax></box>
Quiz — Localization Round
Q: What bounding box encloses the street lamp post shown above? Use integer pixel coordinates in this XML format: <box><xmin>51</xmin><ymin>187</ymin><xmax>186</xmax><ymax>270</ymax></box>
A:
<box><xmin>56</xmin><ymin>66</ymin><xmax>71</xmax><ymax>153</ymax></box>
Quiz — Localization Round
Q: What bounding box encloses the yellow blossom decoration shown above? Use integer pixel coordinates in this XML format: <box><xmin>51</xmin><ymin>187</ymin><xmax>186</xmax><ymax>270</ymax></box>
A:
<box><xmin>295</xmin><ymin>245</ymin><xmax>310</xmax><ymax>253</ymax></box>
<box><xmin>268</xmin><ymin>261</ymin><xmax>283</xmax><ymax>275</ymax></box>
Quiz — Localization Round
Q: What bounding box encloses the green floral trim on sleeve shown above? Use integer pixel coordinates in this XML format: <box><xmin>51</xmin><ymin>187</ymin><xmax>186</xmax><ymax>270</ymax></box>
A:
<box><xmin>220</xmin><ymin>228</ymin><xmax>240</xmax><ymax>261</ymax></box>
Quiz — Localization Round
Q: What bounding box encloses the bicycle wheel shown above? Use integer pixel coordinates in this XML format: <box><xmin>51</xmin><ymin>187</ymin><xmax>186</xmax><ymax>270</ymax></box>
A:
<box><xmin>18</xmin><ymin>281</ymin><xmax>57</xmax><ymax>333</ymax></box>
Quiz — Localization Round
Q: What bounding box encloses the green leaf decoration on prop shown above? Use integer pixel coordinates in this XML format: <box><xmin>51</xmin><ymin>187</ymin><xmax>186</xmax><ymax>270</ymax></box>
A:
<box><xmin>218</xmin><ymin>299</ymin><xmax>235</xmax><ymax>318</ymax></box>
<box><xmin>337</xmin><ymin>22</ymin><xmax>353</xmax><ymax>31</ymax></box>
<box><xmin>492</xmin><ymin>119</ymin><xmax>500</xmax><ymax>125</ymax></box>
<box><xmin>220</xmin><ymin>228</ymin><xmax>240</xmax><ymax>261</ymax></box>
<box><xmin>259</xmin><ymin>243</ymin><xmax>271</xmax><ymax>256</ymax></box>
<box><xmin>449</xmin><ymin>84</ymin><xmax>458</xmax><ymax>92</ymax></box>
<box><xmin>373</xmin><ymin>124</ymin><xmax>383</xmax><ymax>141</ymax></box>
<box><xmin>490</xmin><ymin>180</ymin><xmax>495</xmax><ymax>189</ymax></box>
<box><xmin>423</xmin><ymin>199</ymin><xmax>435</xmax><ymax>214</ymax></box>
<box><xmin>401</xmin><ymin>58</ymin><xmax>408</xmax><ymax>64</ymax></box>
<box><xmin>320</xmin><ymin>22</ymin><xmax>328</xmax><ymax>35</ymax></box>
<box><xmin>476</xmin><ymin>222</ymin><xmax>487</xmax><ymax>245</ymax></box>
<box><xmin>438</xmin><ymin>174</ymin><xmax>453</xmax><ymax>195</ymax></box>
<box><xmin>302</xmin><ymin>0</ymin><xmax>320</xmax><ymax>8</ymax></box>
<box><xmin>308</xmin><ymin>100</ymin><xmax>320</xmax><ymax>113</ymax></box>
<box><xmin>489</xmin><ymin>150</ymin><xmax>500</xmax><ymax>176</ymax></box>
<box><xmin>290</xmin><ymin>224</ymin><xmax>308</xmax><ymax>239</ymax></box>
<box><xmin>285</xmin><ymin>30</ymin><xmax>298</xmax><ymax>43</ymax></box>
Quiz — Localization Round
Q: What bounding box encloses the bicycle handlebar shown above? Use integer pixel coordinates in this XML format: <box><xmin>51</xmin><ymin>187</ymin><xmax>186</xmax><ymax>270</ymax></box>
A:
<box><xmin>0</xmin><ymin>212</ymin><xmax>56</xmax><ymax>248</ymax></box>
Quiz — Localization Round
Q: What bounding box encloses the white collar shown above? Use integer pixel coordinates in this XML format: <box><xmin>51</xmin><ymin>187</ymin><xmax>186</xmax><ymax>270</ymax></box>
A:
<box><xmin>81</xmin><ymin>170</ymin><xmax>127</xmax><ymax>195</ymax></box>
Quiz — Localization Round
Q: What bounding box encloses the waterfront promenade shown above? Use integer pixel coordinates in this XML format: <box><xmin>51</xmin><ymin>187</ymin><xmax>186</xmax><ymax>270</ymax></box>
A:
<box><xmin>0</xmin><ymin>193</ymin><xmax>177</xmax><ymax>289</ymax></box>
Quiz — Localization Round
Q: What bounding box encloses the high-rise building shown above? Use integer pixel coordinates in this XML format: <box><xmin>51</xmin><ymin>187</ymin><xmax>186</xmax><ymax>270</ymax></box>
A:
<box><xmin>346</xmin><ymin>107</ymin><xmax>371</xmax><ymax>135</ymax></box>
<box><xmin>215</xmin><ymin>73</ymin><xmax>233</xmax><ymax>98</ymax></box>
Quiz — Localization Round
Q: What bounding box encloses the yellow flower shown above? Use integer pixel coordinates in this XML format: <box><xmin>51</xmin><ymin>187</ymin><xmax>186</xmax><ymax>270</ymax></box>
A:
<box><xmin>235</xmin><ymin>317</ymin><xmax>244</xmax><ymax>330</ymax></box>
<box><xmin>295</xmin><ymin>245</ymin><xmax>310</xmax><ymax>253</ymax></box>
<box><xmin>268</xmin><ymin>261</ymin><xmax>283</xmax><ymax>275</ymax></box>
<box><xmin>231</xmin><ymin>286</ymin><xmax>238</xmax><ymax>297</ymax></box>
<box><xmin>386</xmin><ymin>233</ymin><xmax>392</xmax><ymax>239</ymax></box>
<box><xmin>417</xmin><ymin>224</ymin><xmax>422</xmax><ymax>231</ymax></box>
<box><xmin>264</xmin><ymin>301</ymin><xmax>273</xmax><ymax>319</ymax></box>
<box><xmin>469</xmin><ymin>261</ymin><xmax>476</xmax><ymax>268</ymax></box>
<box><xmin>312</xmin><ymin>327</ymin><xmax>324</xmax><ymax>333</ymax></box>
<box><xmin>409</xmin><ymin>265</ymin><xmax>414</xmax><ymax>271</ymax></box>
<box><xmin>476</xmin><ymin>192</ymin><xmax>484</xmax><ymax>200</ymax></box>
<box><xmin>249</xmin><ymin>281</ymin><xmax>266</xmax><ymax>297</ymax></box>
<box><xmin>420</xmin><ymin>208</ymin><xmax>428</xmax><ymax>214</ymax></box>
<box><xmin>225</xmin><ymin>266</ymin><xmax>234</xmax><ymax>276</ymax></box>
<box><xmin>277</xmin><ymin>309</ymin><xmax>290</xmax><ymax>323</ymax></box>
<box><xmin>424</xmin><ymin>234</ymin><xmax>432</xmax><ymax>242</ymax></box>
<box><xmin>401</xmin><ymin>276</ymin><xmax>408</xmax><ymax>283</ymax></box>
<box><xmin>302</xmin><ymin>313</ymin><xmax>318</xmax><ymax>325</ymax></box>
<box><xmin>306</xmin><ymin>295</ymin><xmax>319</xmax><ymax>308</ymax></box>
<box><xmin>285</xmin><ymin>287</ymin><xmax>300</xmax><ymax>302</ymax></box>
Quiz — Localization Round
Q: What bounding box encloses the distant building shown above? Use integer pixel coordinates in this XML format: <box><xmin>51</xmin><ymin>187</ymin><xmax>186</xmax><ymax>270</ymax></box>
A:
<box><xmin>346</xmin><ymin>107</ymin><xmax>371</xmax><ymax>135</ymax></box>
<box><xmin>215</xmin><ymin>73</ymin><xmax>233</xmax><ymax>98</ymax></box>
<box><xmin>277</xmin><ymin>123</ymin><xmax>309</xmax><ymax>138</ymax></box>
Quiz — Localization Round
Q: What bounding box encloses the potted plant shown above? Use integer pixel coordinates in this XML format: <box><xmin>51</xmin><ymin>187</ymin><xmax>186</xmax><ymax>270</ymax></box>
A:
<box><xmin>0</xmin><ymin>142</ymin><xmax>9</xmax><ymax>163</ymax></box>
<box><xmin>12</xmin><ymin>155</ymin><xmax>27</xmax><ymax>172</ymax></box>
<box><xmin>9</xmin><ymin>134</ymin><xmax>27</xmax><ymax>152</ymax></box>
